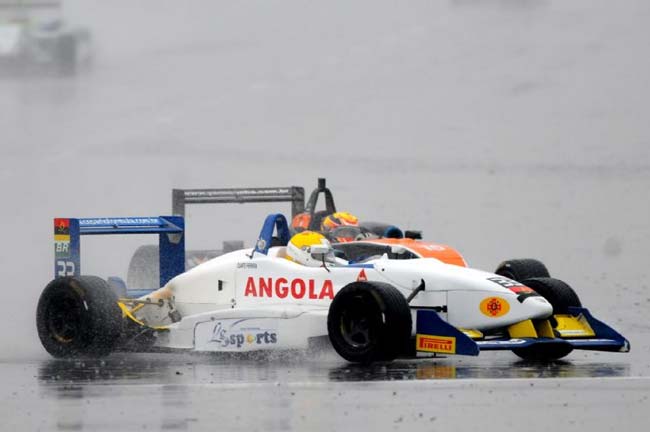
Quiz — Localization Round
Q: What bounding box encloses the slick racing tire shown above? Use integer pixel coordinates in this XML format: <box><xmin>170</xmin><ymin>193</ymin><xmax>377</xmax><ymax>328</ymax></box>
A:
<box><xmin>36</xmin><ymin>276</ymin><xmax>122</xmax><ymax>358</ymax></box>
<box><xmin>512</xmin><ymin>277</ymin><xmax>582</xmax><ymax>361</ymax></box>
<box><xmin>512</xmin><ymin>342</ymin><xmax>574</xmax><ymax>362</ymax></box>
<box><xmin>521</xmin><ymin>277</ymin><xmax>582</xmax><ymax>314</ymax></box>
<box><xmin>327</xmin><ymin>281</ymin><xmax>412</xmax><ymax>363</ymax></box>
<box><xmin>495</xmin><ymin>259</ymin><xmax>550</xmax><ymax>283</ymax></box>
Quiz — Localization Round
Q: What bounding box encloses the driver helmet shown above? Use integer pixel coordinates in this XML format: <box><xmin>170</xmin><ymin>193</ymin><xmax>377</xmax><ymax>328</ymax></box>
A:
<box><xmin>286</xmin><ymin>230</ymin><xmax>336</xmax><ymax>267</ymax></box>
<box><xmin>321</xmin><ymin>211</ymin><xmax>359</xmax><ymax>233</ymax></box>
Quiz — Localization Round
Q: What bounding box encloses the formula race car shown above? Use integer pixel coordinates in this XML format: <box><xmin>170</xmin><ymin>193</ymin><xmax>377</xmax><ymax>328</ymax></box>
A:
<box><xmin>37</xmin><ymin>214</ymin><xmax>630</xmax><ymax>363</ymax></box>
<box><xmin>0</xmin><ymin>1</ymin><xmax>91</xmax><ymax>75</ymax></box>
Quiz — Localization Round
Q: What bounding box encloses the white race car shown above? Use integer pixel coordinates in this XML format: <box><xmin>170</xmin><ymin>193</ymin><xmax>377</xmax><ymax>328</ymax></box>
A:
<box><xmin>37</xmin><ymin>214</ymin><xmax>630</xmax><ymax>363</ymax></box>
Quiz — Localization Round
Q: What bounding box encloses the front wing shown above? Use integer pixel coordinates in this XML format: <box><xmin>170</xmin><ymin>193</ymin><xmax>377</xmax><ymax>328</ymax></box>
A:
<box><xmin>415</xmin><ymin>307</ymin><xmax>630</xmax><ymax>356</ymax></box>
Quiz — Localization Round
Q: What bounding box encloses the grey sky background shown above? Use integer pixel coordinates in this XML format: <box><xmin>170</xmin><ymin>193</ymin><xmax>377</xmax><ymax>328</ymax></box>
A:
<box><xmin>1</xmin><ymin>0</ymin><xmax>648</xmax><ymax>358</ymax></box>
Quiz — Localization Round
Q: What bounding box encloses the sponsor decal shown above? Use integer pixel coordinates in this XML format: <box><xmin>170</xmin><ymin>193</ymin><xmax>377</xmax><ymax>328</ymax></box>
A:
<box><xmin>487</xmin><ymin>276</ymin><xmax>526</xmax><ymax>289</ymax></box>
<box><xmin>479</xmin><ymin>296</ymin><xmax>510</xmax><ymax>318</ymax></box>
<box><xmin>416</xmin><ymin>334</ymin><xmax>456</xmax><ymax>354</ymax></box>
<box><xmin>79</xmin><ymin>217</ymin><xmax>162</xmax><ymax>226</ymax></box>
<box><xmin>237</xmin><ymin>262</ymin><xmax>258</xmax><ymax>269</ymax></box>
<box><xmin>357</xmin><ymin>269</ymin><xmax>367</xmax><ymax>282</ymax></box>
<box><xmin>487</xmin><ymin>277</ymin><xmax>538</xmax><ymax>301</ymax></box>
<box><xmin>184</xmin><ymin>188</ymin><xmax>291</xmax><ymax>199</ymax></box>
<box><xmin>243</xmin><ymin>276</ymin><xmax>334</xmax><ymax>300</ymax></box>
<box><xmin>210</xmin><ymin>321</ymin><xmax>277</xmax><ymax>349</ymax></box>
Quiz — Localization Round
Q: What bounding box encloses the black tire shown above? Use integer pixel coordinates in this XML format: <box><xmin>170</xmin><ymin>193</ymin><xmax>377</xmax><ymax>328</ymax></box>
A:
<box><xmin>495</xmin><ymin>259</ymin><xmax>550</xmax><ymax>282</ymax></box>
<box><xmin>36</xmin><ymin>276</ymin><xmax>122</xmax><ymax>358</ymax></box>
<box><xmin>512</xmin><ymin>343</ymin><xmax>574</xmax><ymax>362</ymax></box>
<box><xmin>327</xmin><ymin>281</ymin><xmax>412</xmax><ymax>363</ymax></box>
<box><xmin>521</xmin><ymin>277</ymin><xmax>582</xmax><ymax>314</ymax></box>
<box><xmin>512</xmin><ymin>277</ymin><xmax>582</xmax><ymax>361</ymax></box>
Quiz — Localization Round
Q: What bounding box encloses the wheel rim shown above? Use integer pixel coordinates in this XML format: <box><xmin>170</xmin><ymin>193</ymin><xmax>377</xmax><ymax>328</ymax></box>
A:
<box><xmin>46</xmin><ymin>292</ymin><xmax>83</xmax><ymax>344</ymax></box>
<box><xmin>338</xmin><ymin>294</ymin><xmax>379</xmax><ymax>349</ymax></box>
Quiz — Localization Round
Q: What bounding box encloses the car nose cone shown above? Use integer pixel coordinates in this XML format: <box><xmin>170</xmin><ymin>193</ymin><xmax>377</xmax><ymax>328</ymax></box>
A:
<box><xmin>524</xmin><ymin>296</ymin><xmax>554</xmax><ymax>318</ymax></box>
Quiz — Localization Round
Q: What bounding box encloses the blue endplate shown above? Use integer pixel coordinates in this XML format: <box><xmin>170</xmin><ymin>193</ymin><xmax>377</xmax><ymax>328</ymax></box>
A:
<box><xmin>415</xmin><ymin>309</ymin><xmax>479</xmax><ymax>356</ymax></box>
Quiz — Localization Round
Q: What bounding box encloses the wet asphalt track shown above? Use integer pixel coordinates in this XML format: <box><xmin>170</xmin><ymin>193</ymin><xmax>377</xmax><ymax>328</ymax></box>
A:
<box><xmin>2</xmin><ymin>347</ymin><xmax>649</xmax><ymax>431</ymax></box>
<box><xmin>2</xmin><ymin>0</ymin><xmax>650</xmax><ymax>431</ymax></box>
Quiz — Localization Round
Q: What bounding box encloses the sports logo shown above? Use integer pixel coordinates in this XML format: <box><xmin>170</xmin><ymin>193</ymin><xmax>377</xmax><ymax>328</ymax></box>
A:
<box><xmin>479</xmin><ymin>297</ymin><xmax>510</xmax><ymax>317</ymax></box>
<box><xmin>356</xmin><ymin>269</ymin><xmax>367</xmax><ymax>282</ymax></box>
<box><xmin>210</xmin><ymin>321</ymin><xmax>277</xmax><ymax>349</ymax></box>
<box><xmin>416</xmin><ymin>334</ymin><xmax>456</xmax><ymax>354</ymax></box>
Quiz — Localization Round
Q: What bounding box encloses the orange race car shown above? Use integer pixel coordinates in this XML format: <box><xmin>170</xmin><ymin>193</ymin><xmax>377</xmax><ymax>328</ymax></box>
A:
<box><xmin>289</xmin><ymin>178</ymin><xmax>468</xmax><ymax>268</ymax></box>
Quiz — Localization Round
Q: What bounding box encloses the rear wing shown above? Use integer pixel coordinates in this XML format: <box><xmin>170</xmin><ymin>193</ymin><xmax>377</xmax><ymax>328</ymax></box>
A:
<box><xmin>172</xmin><ymin>186</ymin><xmax>305</xmax><ymax>218</ymax></box>
<box><xmin>53</xmin><ymin>216</ymin><xmax>185</xmax><ymax>288</ymax></box>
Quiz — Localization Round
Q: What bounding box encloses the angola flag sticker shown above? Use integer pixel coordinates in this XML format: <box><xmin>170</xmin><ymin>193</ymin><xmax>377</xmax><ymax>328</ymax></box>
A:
<box><xmin>54</xmin><ymin>218</ymin><xmax>71</xmax><ymax>257</ymax></box>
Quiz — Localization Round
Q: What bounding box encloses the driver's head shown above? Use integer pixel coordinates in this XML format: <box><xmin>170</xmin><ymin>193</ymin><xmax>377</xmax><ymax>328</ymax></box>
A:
<box><xmin>286</xmin><ymin>230</ymin><xmax>335</xmax><ymax>266</ymax></box>
<box><xmin>321</xmin><ymin>212</ymin><xmax>359</xmax><ymax>233</ymax></box>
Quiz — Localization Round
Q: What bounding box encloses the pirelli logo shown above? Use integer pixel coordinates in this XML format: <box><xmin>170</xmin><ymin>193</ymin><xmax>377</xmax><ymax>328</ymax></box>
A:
<box><xmin>416</xmin><ymin>334</ymin><xmax>456</xmax><ymax>354</ymax></box>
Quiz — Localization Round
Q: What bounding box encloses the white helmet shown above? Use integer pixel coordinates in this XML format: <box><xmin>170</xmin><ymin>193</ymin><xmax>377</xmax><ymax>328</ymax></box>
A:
<box><xmin>286</xmin><ymin>231</ymin><xmax>337</xmax><ymax>267</ymax></box>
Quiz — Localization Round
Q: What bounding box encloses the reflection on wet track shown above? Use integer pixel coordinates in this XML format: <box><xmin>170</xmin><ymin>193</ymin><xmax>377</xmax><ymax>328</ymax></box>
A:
<box><xmin>35</xmin><ymin>352</ymin><xmax>632</xmax><ymax>387</ymax></box>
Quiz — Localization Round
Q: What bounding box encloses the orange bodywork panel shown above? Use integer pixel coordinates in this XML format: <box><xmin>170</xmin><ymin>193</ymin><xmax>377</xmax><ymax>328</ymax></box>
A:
<box><xmin>363</xmin><ymin>238</ymin><xmax>468</xmax><ymax>267</ymax></box>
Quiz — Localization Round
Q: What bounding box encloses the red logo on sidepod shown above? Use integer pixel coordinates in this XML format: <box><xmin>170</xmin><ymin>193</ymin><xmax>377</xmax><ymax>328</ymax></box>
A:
<box><xmin>243</xmin><ymin>277</ymin><xmax>334</xmax><ymax>300</ymax></box>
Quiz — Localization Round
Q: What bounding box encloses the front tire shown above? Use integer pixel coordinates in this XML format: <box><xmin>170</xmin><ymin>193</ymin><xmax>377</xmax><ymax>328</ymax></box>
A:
<box><xmin>327</xmin><ymin>281</ymin><xmax>412</xmax><ymax>363</ymax></box>
<box><xmin>36</xmin><ymin>276</ymin><xmax>122</xmax><ymax>358</ymax></box>
<box><xmin>521</xmin><ymin>277</ymin><xmax>582</xmax><ymax>314</ymax></box>
<box><xmin>512</xmin><ymin>277</ymin><xmax>582</xmax><ymax>361</ymax></box>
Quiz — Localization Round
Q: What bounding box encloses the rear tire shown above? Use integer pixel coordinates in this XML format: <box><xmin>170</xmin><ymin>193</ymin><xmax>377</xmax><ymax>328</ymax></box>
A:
<box><xmin>36</xmin><ymin>276</ymin><xmax>122</xmax><ymax>358</ymax></box>
<box><xmin>327</xmin><ymin>281</ymin><xmax>412</xmax><ymax>363</ymax></box>
<box><xmin>495</xmin><ymin>259</ymin><xmax>550</xmax><ymax>282</ymax></box>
